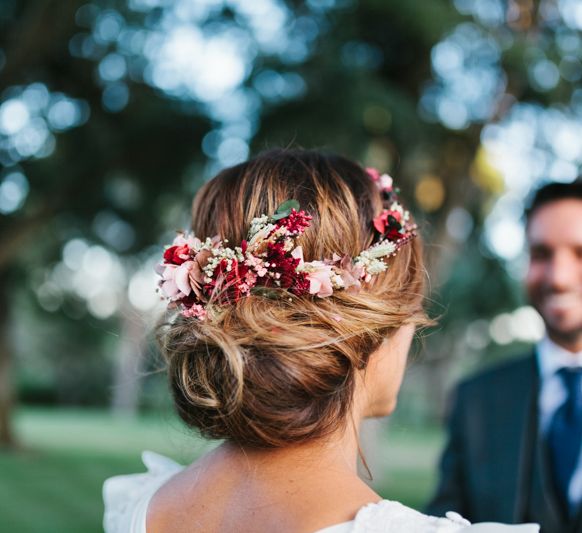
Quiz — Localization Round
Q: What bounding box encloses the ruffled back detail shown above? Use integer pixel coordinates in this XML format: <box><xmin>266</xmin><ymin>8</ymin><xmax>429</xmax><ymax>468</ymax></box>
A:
<box><xmin>352</xmin><ymin>502</ymin><xmax>539</xmax><ymax>533</ymax></box>
<box><xmin>103</xmin><ymin>451</ymin><xmax>184</xmax><ymax>533</ymax></box>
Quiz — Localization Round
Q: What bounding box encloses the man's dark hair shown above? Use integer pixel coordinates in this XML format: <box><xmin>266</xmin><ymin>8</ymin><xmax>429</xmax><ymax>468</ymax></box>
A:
<box><xmin>525</xmin><ymin>179</ymin><xmax>582</xmax><ymax>222</ymax></box>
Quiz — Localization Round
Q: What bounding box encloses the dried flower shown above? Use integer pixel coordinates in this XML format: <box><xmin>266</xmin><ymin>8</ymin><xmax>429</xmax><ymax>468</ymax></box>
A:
<box><xmin>156</xmin><ymin>181</ymin><xmax>415</xmax><ymax>320</ymax></box>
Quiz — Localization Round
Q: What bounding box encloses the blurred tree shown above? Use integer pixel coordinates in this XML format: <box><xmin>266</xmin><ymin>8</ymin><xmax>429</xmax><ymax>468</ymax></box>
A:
<box><xmin>0</xmin><ymin>0</ymin><xmax>215</xmax><ymax>446</ymax></box>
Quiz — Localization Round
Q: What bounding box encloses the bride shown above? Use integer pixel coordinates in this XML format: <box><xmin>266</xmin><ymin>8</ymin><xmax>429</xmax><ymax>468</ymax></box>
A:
<box><xmin>103</xmin><ymin>149</ymin><xmax>538</xmax><ymax>532</ymax></box>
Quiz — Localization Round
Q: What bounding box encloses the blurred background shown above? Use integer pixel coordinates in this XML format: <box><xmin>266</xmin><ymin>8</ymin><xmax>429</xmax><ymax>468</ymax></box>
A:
<box><xmin>0</xmin><ymin>0</ymin><xmax>580</xmax><ymax>530</ymax></box>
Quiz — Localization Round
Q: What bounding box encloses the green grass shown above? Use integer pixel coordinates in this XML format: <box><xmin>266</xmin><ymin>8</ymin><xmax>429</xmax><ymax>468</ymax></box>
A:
<box><xmin>0</xmin><ymin>408</ymin><xmax>443</xmax><ymax>532</ymax></box>
<box><xmin>0</xmin><ymin>408</ymin><xmax>212</xmax><ymax>533</ymax></box>
<box><xmin>367</xmin><ymin>420</ymin><xmax>444</xmax><ymax>509</ymax></box>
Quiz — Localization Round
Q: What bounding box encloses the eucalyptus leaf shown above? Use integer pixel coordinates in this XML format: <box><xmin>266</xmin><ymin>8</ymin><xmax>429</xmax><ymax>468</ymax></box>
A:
<box><xmin>387</xmin><ymin>215</ymin><xmax>401</xmax><ymax>228</ymax></box>
<box><xmin>272</xmin><ymin>199</ymin><xmax>300</xmax><ymax>220</ymax></box>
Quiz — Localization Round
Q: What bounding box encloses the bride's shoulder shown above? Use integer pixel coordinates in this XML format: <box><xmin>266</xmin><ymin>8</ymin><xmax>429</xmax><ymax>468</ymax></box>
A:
<box><xmin>102</xmin><ymin>451</ymin><xmax>184</xmax><ymax>533</ymax></box>
<box><xmin>352</xmin><ymin>501</ymin><xmax>539</xmax><ymax>533</ymax></box>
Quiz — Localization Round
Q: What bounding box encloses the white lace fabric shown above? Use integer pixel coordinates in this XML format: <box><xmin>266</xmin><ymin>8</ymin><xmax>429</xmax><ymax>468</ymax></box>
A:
<box><xmin>103</xmin><ymin>451</ymin><xmax>183</xmax><ymax>533</ymax></box>
<box><xmin>102</xmin><ymin>452</ymin><xmax>539</xmax><ymax>533</ymax></box>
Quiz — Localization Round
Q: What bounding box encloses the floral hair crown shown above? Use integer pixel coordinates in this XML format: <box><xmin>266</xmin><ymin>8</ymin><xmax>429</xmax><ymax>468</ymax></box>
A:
<box><xmin>156</xmin><ymin>168</ymin><xmax>416</xmax><ymax>320</ymax></box>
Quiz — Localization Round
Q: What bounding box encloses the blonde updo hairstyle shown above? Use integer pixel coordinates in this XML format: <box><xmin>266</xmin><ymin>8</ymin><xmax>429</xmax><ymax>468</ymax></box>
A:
<box><xmin>160</xmin><ymin>149</ymin><xmax>428</xmax><ymax>448</ymax></box>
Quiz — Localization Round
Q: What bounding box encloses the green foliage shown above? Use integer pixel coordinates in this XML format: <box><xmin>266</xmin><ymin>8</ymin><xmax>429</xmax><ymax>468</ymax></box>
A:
<box><xmin>272</xmin><ymin>199</ymin><xmax>301</xmax><ymax>220</ymax></box>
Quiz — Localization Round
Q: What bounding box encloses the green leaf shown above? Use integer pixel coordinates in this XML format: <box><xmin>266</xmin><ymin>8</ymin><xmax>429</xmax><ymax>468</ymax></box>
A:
<box><xmin>271</xmin><ymin>199</ymin><xmax>300</xmax><ymax>220</ymax></box>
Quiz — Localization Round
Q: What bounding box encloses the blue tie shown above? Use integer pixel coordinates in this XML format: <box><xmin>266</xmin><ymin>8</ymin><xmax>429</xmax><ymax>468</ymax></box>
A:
<box><xmin>548</xmin><ymin>368</ymin><xmax>582</xmax><ymax>516</ymax></box>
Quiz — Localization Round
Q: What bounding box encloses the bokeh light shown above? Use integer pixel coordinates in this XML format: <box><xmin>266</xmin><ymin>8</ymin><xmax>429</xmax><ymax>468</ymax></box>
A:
<box><xmin>0</xmin><ymin>170</ymin><xmax>29</xmax><ymax>214</ymax></box>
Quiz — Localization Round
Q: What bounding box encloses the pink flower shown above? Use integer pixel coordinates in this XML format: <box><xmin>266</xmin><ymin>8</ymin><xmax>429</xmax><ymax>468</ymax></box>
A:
<box><xmin>158</xmin><ymin>265</ymin><xmax>179</xmax><ymax>298</ymax></box>
<box><xmin>373</xmin><ymin>211</ymin><xmax>388</xmax><ymax>234</ymax></box>
<box><xmin>291</xmin><ymin>246</ymin><xmax>304</xmax><ymax>264</ymax></box>
<box><xmin>366</xmin><ymin>168</ymin><xmax>394</xmax><ymax>194</ymax></box>
<box><xmin>159</xmin><ymin>261</ymin><xmax>195</xmax><ymax>300</ymax></box>
<box><xmin>306</xmin><ymin>261</ymin><xmax>334</xmax><ymax>297</ymax></box>
<box><xmin>245</xmin><ymin>254</ymin><xmax>268</xmax><ymax>277</ymax></box>
<box><xmin>366</xmin><ymin>167</ymin><xmax>381</xmax><ymax>182</ymax></box>
<box><xmin>182</xmin><ymin>304</ymin><xmax>207</xmax><ymax>320</ymax></box>
<box><xmin>373</xmin><ymin>209</ymin><xmax>402</xmax><ymax>238</ymax></box>
<box><xmin>338</xmin><ymin>255</ymin><xmax>363</xmax><ymax>292</ymax></box>
<box><xmin>189</xmin><ymin>249</ymin><xmax>212</xmax><ymax>300</ymax></box>
<box><xmin>173</xmin><ymin>233</ymin><xmax>201</xmax><ymax>249</ymax></box>
<box><xmin>245</xmin><ymin>269</ymin><xmax>257</xmax><ymax>286</ymax></box>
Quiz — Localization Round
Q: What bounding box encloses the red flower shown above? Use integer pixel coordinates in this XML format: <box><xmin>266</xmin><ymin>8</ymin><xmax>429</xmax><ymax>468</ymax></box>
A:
<box><xmin>290</xmin><ymin>272</ymin><xmax>310</xmax><ymax>295</ymax></box>
<box><xmin>373</xmin><ymin>210</ymin><xmax>403</xmax><ymax>240</ymax></box>
<box><xmin>279</xmin><ymin>209</ymin><xmax>312</xmax><ymax>234</ymax></box>
<box><xmin>180</xmin><ymin>293</ymin><xmax>199</xmax><ymax>309</ymax></box>
<box><xmin>164</xmin><ymin>244</ymin><xmax>190</xmax><ymax>265</ymax></box>
<box><xmin>209</xmin><ymin>259</ymin><xmax>257</xmax><ymax>303</ymax></box>
<box><xmin>252</xmin><ymin>242</ymin><xmax>309</xmax><ymax>294</ymax></box>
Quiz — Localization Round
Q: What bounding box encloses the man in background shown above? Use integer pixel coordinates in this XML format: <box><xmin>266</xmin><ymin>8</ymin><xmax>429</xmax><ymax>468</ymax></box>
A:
<box><xmin>427</xmin><ymin>180</ymin><xmax>582</xmax><ymax>533</ymax></box>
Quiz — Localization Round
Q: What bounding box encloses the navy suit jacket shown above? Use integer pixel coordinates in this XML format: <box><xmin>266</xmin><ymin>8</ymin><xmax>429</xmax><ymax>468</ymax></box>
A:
<box><xmin>426</xmin><ymin>353</ymin><xmax>582</xmax><ymax>533</ymax></box>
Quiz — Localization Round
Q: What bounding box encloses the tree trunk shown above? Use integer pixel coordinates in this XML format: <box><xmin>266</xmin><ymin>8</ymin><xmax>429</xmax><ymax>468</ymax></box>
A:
<box><xmin>0</xmin><ymin>278</ymin><xmax>17</xmax><ymax>449</ymax></box>
<box><xmin>111</xmin><ymin>301</ymin><xmax>147</xmax><ymax>417</ymax></box>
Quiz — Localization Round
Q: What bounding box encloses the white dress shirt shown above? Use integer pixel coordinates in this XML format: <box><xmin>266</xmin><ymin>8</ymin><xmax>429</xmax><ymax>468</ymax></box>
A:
<box><xmin>537</xmin><ymin>336</ymin><xmax>582</xmax><ymax>509</ymax></box>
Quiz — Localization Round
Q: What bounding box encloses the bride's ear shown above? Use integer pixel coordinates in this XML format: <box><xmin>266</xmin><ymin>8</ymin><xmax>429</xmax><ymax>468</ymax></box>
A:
<box><xmin>356</xmin><ymin>324</ymin><xmax>415</xmax><ymax>419</ymax></box>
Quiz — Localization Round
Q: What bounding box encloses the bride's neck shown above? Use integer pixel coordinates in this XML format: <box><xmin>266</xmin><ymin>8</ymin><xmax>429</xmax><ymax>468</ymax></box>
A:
<box><xmin>220</xmin><ymin>416</ymin><xmax>364</xmax><ymax>478</ymax></box>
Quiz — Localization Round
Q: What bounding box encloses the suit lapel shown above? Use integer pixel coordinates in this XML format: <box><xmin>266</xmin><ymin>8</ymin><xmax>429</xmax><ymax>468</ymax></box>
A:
<box><xmin>521</xmin><ymin>350</ymin><xmax>568</xmax><ymax>532</ymax></box>
<box><xmin>570</xmin><ymin>502</ymin><xmax>582</xmax><ymax>532</ymax></box>
<box><xmin>478</xmin><ymin>355</ymin><xmax>539</xmax><ymax>522</ymax></box>
<box><xmin>506</xmin><ymin>354</ymin><xmax>540</xmax><ymax>522</ymax></box>
<box><xmin>528</xmin><ymin>432</ymin><xmax>566</xmax><ymax>531</ymax></box>
<box><xmin>511</xmin><ymin>354</ymin><xmax>539</xmax><ymax>521</ymax></box>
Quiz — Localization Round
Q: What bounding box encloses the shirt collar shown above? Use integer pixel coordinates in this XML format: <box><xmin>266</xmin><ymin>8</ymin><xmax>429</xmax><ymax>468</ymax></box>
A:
<box><xmin>537</xmin><ymin>336</ymin><xmax>582</xmax><ymax>380</ymax></box>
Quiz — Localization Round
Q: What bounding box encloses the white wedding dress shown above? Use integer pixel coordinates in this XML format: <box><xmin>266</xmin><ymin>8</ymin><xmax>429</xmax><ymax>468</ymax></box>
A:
<box><xmin>103</xmin><ymin>452</ymin><xmax>539</xmax><ymax>533</ymax></box>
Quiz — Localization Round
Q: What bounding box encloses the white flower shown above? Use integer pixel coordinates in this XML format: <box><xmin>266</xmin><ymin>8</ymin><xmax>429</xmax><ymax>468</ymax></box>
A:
<box><xmin>248</xmin><ymin>214</ymin><xmax>270</xmax><ymax>240</ymax></box>
<box><xmin>366</xmin><ymin>241</ymin><xmax>397</xmax><ymax>259</ymax></box>
<box><xmin>379</xmin><ymin>173</ymin><xmax>393</xmax><ymax>191</ymax></box>
<box><xmin>366</xmin><ymin>260</ymin><xmax>388</xmax><ymax>275</ymax></box>
<box><xmin>331</xmin><ymin>272</ymin><xmax>345</xmax><ymax>289</ymax></box>
<box><xmin>248</xmin><ymin>223</ymin><xmax>276</xmax><ymax>248</ymax></box>
<box><xmin>389</xmin><ymin>201</ymin><xmax>404</xmax><ymax>217</ymax></box>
